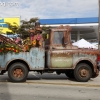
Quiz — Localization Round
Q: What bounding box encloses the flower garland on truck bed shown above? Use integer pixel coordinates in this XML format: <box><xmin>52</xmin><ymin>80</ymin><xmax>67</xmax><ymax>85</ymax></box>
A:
<box><xmin>0</xmin><ymin>43</ymin><xmax>22</xmax><ymax>54</ymax></box>
<box><xmin>0</xmin><ymin>22</ymin><xmax>44</xmax><ymax>54</ymax></box>
<box><xmin>23</xmin><ymin>34</ymin><xmax>43</xmax><ymax>52</ymax></box>
<box><xmin>0</xmin><ymin>33</ymin><xmax>44</xmax><ymax>54</ymax></box>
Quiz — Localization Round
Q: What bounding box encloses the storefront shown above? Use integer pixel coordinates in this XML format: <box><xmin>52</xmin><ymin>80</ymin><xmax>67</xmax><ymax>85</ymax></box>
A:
<box><xmin>39</xmin><ymin>17</ymin><xmax>98</xmax><ymax>42</ymax></box>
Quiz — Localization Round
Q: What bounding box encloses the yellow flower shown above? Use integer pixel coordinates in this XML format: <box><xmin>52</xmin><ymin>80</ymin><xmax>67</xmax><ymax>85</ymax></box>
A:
<box><xmin>32</xmin><ymin>40</ymin><xmax>36</xmax><ymax>46</ymax></box>
<box><xmin>1</xmin><ymin>48</ymin><xmax>4</xmax><ymax>50</ymax></box>
<box><xmin>16</xmin><ymin>50</ymin><xmax>18</xmax><ymax>52</ymax></box>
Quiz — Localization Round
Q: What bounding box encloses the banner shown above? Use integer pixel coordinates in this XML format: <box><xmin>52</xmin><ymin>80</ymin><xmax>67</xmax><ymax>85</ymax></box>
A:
<box><xmin>0</xmin><ymin>17</ymin><xmax>20</xmax><ymax>34</ymax></box>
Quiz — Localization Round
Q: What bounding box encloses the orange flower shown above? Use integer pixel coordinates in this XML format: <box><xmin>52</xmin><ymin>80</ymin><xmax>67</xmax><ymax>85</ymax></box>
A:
<box><xmin>10</xmin><ymin>48</ymin><xmax>12</xmax><ymax>50</ymax></box>
<box><xmin>23</xmin><ymin>44</ymin><xmax>29</xmax><ymax>51</ymax></box>
<box><xmin>25</xmin><ymin>45</ymin><xmax>29</xmax><ymax>50</ymax></box>
<box><xmin>9</xmin><ymin>48</ymin><xmax>11</xmax><ymax>50</ymax></box>
<box><xmin>16</xmin><ymin>50</ymin><xmax>19</xmax><ymax>52</ymax></box>
<box><xmin>32</xmin><ymin>40</ymin><xmax>36</xmax><ymax>46</ymax></box>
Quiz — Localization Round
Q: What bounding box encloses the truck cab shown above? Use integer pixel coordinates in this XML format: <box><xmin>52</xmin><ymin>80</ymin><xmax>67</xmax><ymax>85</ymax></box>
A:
<box><xmin>45</xmin><ymin>25</ymin><xmax>75</xmax><ymax>68</ymax></box>
<box><xmin>45</xmin><ymin>25</ymin><xmax>99</xmax><ymax>82</ymax></box>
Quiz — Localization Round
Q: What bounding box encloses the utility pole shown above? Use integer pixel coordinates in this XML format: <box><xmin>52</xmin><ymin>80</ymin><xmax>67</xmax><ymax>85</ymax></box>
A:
<box><xmin>98</xmin><ymin>0</ymin><xmax>100</xmax><ymax>49</ymax></box>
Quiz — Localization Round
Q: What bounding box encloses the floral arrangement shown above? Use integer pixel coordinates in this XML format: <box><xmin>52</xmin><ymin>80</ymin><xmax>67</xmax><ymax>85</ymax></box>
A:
<box><xmin>0</xmin><ymin>34</ymin><xmax>43</xmax><ymax>54</ymax></box>
<box><xmin>0</xmin><ymin>29</ymin><xmax>44</xmax><ymax>54</ymax></box>
<box><xmin>23</xmin><ymin>34</ymin><xmax>43</xmax><ymax>52</ymax></box>
<box><xmin>0</xmin><ymin>43</ymin><xmax>22</xmax><ymax>54</ymax></box>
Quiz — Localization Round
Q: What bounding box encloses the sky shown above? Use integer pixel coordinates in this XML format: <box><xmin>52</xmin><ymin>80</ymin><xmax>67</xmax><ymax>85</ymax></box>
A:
<box><xmin>0</xmin><ymin>0</ymin><xmax>99</xmax><ymax>20</ymax></box>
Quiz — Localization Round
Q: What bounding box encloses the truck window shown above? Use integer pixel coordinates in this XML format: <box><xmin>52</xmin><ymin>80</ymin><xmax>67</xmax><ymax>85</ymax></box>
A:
<box><xmin>53</xmin><ymin>31</ymin><xmax>64</xmax><ymax>44</ymax></box>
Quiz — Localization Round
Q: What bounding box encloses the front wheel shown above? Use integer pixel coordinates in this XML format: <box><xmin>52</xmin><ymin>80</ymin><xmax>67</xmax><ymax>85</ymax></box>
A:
<box><xmin>8</xmin><ymin>62</ymin><xmax>28</xmax><ymax>82</ymax></box>
<box><xmin>74</xmin><ymin>63</ymin><xmax>92</xmax><ymax>82</ymax></box>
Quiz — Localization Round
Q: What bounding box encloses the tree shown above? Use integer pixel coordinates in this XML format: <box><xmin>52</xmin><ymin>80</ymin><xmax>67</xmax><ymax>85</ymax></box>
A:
<box><xmin>19</xmin><ymin>17</ymin><xmax>50</xmax><ymax>39</ymax></box>
<box><xmin>42</xmin><ymin>25</ymin><xmax>51</xmax><ymax>40</ymax></box>
<box><xmin>18</xmin><ymin>17</ymin><xmax>39</xmax><ymax>38</ymax></box>
<box><xmin>6</xmin><ymin>17</ymin><xmax>50</xmax><ymax>39</ymax></box>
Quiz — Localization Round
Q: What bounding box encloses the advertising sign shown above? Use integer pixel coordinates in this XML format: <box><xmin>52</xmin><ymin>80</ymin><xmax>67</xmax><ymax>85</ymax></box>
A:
<box><xmin>0</xmin><ymin>17</ymin><xmax>20</xmax><ymax>33</ymax></box>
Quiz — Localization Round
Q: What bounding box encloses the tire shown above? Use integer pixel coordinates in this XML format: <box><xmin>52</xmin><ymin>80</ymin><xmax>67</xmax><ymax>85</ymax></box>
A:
<box><xmin>65</xmin><ymin>70</ymin><xmax>74</xmax><ymax>78</ymax></box>
<box><xmin>8</xmin><ymin>62</ymin><xmax>28</xmax><ymax>82</ymax></box>
<box><xmin>74</xmin><ymin>63</ymin><xmax>92</xmax><ymax>82</ymax></box>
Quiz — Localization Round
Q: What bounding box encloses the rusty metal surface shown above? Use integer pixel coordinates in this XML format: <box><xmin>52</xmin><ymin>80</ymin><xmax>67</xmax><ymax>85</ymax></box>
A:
<box><xmin>50</xmin><ymin>45</ymin><xmax>100</xmax><ymax>55</ymax></box>
<box><xmin>46</xmin><ymin>25</ymin><xmax>100</xmax><ymax>71</ymax></box>
<box><xmin>0</xmin><ymin>47</ymin><xmax>45</xmax><ymax>70</ymax></box>
<box><xmin>50</xmin><ymin>50</ymin><xmax>73</xmax><ymax>68</ymax></box>
<box><xmin>45</xmin><ymin>47</ymin><xmax>99</xmax><ymax>77</ymax></box>
<box><xmin>47</xmin><ymin>46</ymin><xmax>100</xmax><ymax>70</ymax></box>
<box><xmin>13</xmin><ymin>68</ymin><xmax>24</xmax><ymax>78</ymax></box>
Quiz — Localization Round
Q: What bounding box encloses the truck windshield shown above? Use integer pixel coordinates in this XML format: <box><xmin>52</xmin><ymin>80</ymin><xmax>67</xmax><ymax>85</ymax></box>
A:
<box><xmin>53</xmin><ymin>31</ymin><xmax>64</xmax><ymax>44</ymax></box>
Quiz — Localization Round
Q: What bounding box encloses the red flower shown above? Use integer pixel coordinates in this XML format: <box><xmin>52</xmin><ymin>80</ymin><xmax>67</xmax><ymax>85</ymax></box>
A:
<box><xmin>0</xmin><ymin>49</ymin><xmax>2</xmax><ymax>52</ymax></box>
<box><xmin>14</xmin><ymin>49</ymin><xmax>16</xmax><ymax>52</ymax></box>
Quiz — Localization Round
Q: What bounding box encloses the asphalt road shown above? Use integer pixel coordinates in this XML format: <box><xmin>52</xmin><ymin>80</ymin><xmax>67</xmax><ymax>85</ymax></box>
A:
<box><xmin>0</xmin><ymin>72</ymin><xmax>100</xmax><ymax>100</ymax></box>
<box><xmin>0</xmin><ymin>81</ymin><xmax>100</xmax><ymax>100</ymax></box>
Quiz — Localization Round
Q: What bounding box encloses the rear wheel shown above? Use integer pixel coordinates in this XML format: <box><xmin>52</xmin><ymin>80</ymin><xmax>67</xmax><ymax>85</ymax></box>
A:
<box><xmin>8</xmin><ymin>62</ymin><xmax>28</xmax><ymax>82</ymax></box>
<box><xmin>74</xmin><ymin>63</ymin><xmax>92</xmax><ymax>82</ymax></box>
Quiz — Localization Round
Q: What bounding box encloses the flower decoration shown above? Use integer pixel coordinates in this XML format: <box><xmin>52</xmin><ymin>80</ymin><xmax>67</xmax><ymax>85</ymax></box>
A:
<box><xmin>37</xmin><ymin>34</ymin><xmax>41</xmax><ymax>41</ymax></box>
<box><xmin>0</xmin><ymin>43</ymin><xmax>22</xmax><ymax>55</ymax></box>
<box><xmin>32</xmin><ymin>40</ymin><xmax>36</xmax><ymax>46</ymax></box>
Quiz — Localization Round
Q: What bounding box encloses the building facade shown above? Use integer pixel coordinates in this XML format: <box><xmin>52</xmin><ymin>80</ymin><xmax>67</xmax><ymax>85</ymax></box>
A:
<box><xmin>39</xmin><ymin>17</ymin><xmax>98</xmax><ymax>42</ymax></box>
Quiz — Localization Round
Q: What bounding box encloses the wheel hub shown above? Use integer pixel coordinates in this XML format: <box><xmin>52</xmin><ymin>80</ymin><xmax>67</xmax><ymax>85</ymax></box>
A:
<box><xmin>79</xmin><ymin>69</ymin><xmax>89</xmax><ymax>77</ymax></box>
<box><xmin>13</xmin><ymin>68</ymin><xmax>24</xmax><ymax>78</ymax></box>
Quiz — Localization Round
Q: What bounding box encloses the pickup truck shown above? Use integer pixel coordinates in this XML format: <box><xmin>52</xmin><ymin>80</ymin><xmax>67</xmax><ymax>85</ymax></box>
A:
<box><xmin>0</xmin><ymin>24</ymin><xmax>99</xmax><ymax>82</ymax></box>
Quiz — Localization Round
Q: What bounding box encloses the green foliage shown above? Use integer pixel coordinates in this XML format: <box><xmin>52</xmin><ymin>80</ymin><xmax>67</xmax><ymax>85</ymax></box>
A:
<box><xmin>0</xmin><ymin>43</ymin><xmax>22</xmax><ymax>55</ymax></box>
<box><xmin>42</xmin><ymin>25</ymin><xmax>50</xmax><ymax>40</ymax></box>
<box><xmin>6</xmin><ymin>22</ymin><xmax>19</xmax><ymax>34</ymax></box>
<box><xmin>19</xmin><ymin>17</ymin><xmax>39</xmax><ymax>38</ymax></box>
<box><xmin>6</xmin><ymin>17</ymin><xmax>50</xmax><ymax>40</ymax></box>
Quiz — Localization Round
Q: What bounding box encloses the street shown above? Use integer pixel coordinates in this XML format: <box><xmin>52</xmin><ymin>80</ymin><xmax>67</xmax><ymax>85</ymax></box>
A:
<box><xmin>0</xmin><ymin>72</ymin><xmax>100</xmax><ymax>100</ymax></box>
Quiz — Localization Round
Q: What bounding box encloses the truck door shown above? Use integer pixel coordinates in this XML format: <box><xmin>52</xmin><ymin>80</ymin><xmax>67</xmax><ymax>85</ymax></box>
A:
<box><xmin>50</xmin><ymin>29</ymin><xmax>73</xmax><ymax>68</ymax></box>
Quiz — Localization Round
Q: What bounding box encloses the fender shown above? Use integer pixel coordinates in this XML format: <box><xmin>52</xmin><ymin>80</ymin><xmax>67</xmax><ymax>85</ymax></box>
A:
<box><xmin>5</xmin><ymin>58</ymin><xmax>31</xmax><ymax>70</ymax></box>
<box><xmin>73</xmin><ymin>58</ymin><xmax>96</xmax><ymax>71</ymax></box>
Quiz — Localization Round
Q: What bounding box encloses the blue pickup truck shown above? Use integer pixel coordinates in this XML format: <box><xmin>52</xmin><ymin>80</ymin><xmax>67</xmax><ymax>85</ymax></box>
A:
<box><xmin>0</xmin><ymin>25</ymin><xmax>99</xmax><ymax>82</ymax></box>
